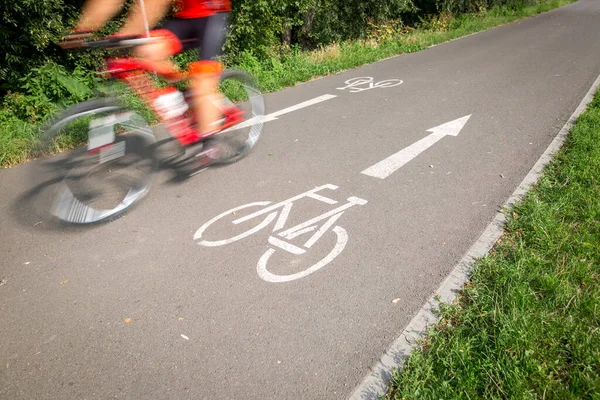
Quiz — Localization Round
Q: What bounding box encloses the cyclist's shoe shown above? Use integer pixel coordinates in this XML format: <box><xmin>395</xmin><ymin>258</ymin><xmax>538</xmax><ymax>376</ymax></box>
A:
<box><xmin>220</xmin><ymin>106</ymin><xmax>246</xmax><ymax>130</ymax></box>
<box><xmin>196</xmin><ymin>107</ymin><xmax>246</xmax><ymax>141</ymax></box>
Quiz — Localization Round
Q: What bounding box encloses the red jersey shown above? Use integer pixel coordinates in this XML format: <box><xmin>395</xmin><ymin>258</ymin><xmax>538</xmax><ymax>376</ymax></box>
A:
<box><xmin>208</xmin><ymin>0</ymin><xmax>231</xmax><ymax>13</ymax></box>
<box><xmin>174</xmin><ymin>0</ymin><xmax>231</xmax><ymax>18</ymax></box>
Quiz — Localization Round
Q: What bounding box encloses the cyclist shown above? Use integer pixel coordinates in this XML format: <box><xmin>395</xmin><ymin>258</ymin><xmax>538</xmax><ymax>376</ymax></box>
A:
<box><xmin>64</xmin><ymin>0</ymin><xmax>232</xmax><ymax>142</ymax></box>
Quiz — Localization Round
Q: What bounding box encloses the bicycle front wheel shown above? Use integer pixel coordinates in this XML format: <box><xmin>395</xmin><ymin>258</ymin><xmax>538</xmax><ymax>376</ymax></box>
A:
<box><xmin>210</xmin><ymin>69</ymin><xmax>265</xmax><ymax>164</ymax></box>
<box><xmin>35</xmin><ymin>99</ymin><xmax>155</xmax><ymax>224</ymax></box>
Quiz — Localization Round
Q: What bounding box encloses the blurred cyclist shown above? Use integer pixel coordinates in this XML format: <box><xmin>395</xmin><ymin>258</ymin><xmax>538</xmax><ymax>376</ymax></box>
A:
<box><xmin>65</xmin><ymin>0</ymin><xmax>231</xmax><ymax>141</ymax></box>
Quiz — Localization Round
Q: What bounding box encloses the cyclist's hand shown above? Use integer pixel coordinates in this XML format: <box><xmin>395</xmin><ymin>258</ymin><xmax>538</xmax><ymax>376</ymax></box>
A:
<box><xmin>59</xmin><ymin>30</ymin><xmax>93</xmax><ymax>49</ymax></box>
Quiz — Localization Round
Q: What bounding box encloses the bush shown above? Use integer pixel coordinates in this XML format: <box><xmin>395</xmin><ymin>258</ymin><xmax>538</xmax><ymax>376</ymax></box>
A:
<box><xmin>1</xmin><ymin>0</ymin><xmax>74</xmax><ymax>91</ymax></box>
<box><xmin>0</xmin><ymin>0</ymin><xmax>134</xmax><ymax>94</ymax></box>
<box><xmin>2</xmin><ymin>62</ymin><xmax>99</xmax><ymax>123</ymax></box>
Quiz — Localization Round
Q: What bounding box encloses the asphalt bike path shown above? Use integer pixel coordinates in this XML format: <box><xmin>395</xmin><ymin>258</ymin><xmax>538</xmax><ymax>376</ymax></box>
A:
<box><xmin>2</xmin><ymin>1</ymin><xmax>600</xmax><ymax>398</ymax></box>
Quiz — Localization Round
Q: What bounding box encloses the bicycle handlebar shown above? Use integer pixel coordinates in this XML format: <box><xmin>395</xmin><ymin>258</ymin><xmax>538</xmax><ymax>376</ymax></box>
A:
<box><xmin>60</xmin><ymin>35</ymin><xmax>162</xmax><ymax>50</ymax></box>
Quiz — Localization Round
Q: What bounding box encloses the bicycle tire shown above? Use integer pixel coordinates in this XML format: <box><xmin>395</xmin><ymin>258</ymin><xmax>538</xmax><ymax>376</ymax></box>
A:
<box><xmin>35</xmin><ymin>99</ymin><xmax>156</xmax><ymax>224</ymax></box>
<box><xmin>210</xmin><ymin>69</ymin><xmax>265</xmax><ymax>164</ymax></box>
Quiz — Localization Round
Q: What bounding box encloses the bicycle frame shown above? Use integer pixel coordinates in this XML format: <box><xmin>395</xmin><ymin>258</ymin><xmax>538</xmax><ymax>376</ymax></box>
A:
<box><xmin>104</xmin><ymin>58</ymin><xmax>201</xmax><ymax>146</ymax></box>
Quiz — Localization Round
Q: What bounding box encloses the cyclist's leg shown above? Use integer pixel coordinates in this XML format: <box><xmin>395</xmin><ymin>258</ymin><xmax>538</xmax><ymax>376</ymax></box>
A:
<box><xmin>188</xmin><ymin>12</ymin><xmax>230</xmax><ymax>136</ymax></box>
<box><xmin>131</xmin><ymin>20</ymin><xmax>190</xmax><ymax>78</ymax></box>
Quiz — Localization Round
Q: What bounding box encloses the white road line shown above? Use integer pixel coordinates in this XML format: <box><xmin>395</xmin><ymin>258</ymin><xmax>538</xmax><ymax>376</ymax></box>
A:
<box><xmin>361</xmin><ymin>115</ymin><xmax>471</xmax><ymax>179</ymax></box>
<box><xmin>268</xmin><ymin>94</ymin><xmax>338</xmax><ymax>118</ymax></box>
<box><xmin>348</xmin><ymin>75</ymin><xmax>600</xmax><ymax>400</ymax></box>
<box><xmin>223</xmin><ymin>94</ymin><xmax>337</xmax><ymax>131</ymax></box>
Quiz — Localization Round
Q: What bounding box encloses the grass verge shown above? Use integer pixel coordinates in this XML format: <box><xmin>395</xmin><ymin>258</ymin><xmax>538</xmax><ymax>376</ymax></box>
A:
<box><xmin>0</xmin><ymin>0</ymin><xmax>576</xmax><ymax>167</ymax></box>
<box><xmin>385</xmin><ymin>90</ymin><xmax>600</xmax><ymax>399</ymax></box>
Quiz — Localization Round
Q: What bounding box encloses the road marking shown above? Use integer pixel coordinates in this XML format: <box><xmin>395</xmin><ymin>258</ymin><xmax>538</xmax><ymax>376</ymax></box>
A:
<box><xmin>257</xmin><ymin>226</ymin><xmax>349</xmax><ymax>283</ymax></box>
<box><xmin>194</xmin><ymin>202</ymin><xmax>276</xmax><ymax>247</ymax></box>
<box><xmin>232</xmin><ymin>184</ymin><xmax>338</xmax><ymax>225</ymax></box>
<box><xmin>337</xmin><ymin>77</ymin><xmax>403</xmax><ymax>93</ymax></box>
<box><xmin>193</xmin><ymin>184</ymin><xmax>367</xmax><ymax>283</ymax></box>
<box><xmin>361</xmin><ymin>115</ymin><xmax>471</xmax><ymax>179</ymax></box>
<box><xmin>349</xmin><ymin>74</ymin><xmax>600</xmax><ymax>400</ymax></box>
<box><xmin>267</xmin><ymin>94</ymin><xmax>337</xmax><ymax>119</ymax></box>
<box><xmin>223</xmin><ymin>94</ymin><xmax>337</xmax><ymax>131</ymax></box>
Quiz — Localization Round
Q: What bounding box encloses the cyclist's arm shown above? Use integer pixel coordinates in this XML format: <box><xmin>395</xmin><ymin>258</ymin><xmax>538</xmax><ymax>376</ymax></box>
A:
<box><xmin>118</xmin><ymin>0</ymin><xmax>173</xmax><ymax>36</ymax></box>
<box><xmin>75</xmin><ymin>0</ymin><xmax>126</xmax><ymax>32</ymax></box>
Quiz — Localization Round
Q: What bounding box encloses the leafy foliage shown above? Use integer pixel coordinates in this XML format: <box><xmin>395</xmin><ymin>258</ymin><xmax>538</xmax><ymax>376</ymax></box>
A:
<box><xmin>2</xmin><ymin>62</ymin><xmax>98</xmax><ymax>122</ymax></box>
<box><xmin>0</xmin><ymin>0</ymin><xmax>133</xmax><ymax>93</ymax></box>
<box><xmin>1</xmin><ymin>0</ymin><xmax>543</xmax><ymax>91</ymax></box>
<box><xmin>225</xmin><ymin>0</ymin><xmax>418</xmax><ymax>60</ymax></box>
<box><xmin>1</xmin><ymin>0</ymin><xmax>74</xmax><ymax>90</ymax></box>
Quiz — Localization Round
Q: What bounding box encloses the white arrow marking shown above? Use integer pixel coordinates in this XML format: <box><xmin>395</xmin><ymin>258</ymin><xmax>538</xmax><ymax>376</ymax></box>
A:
<box><xmin>223</xmin><ymin>94</ymin><xmax>337</xmax><ymax>132</ymax></box>
<box><xmin>361</xmin><ymin>115</ymin><xmax>471</xmax><ymax>179</ymax></box>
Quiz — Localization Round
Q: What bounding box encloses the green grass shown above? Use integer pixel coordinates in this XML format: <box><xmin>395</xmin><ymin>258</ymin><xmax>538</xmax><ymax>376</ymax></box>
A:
<box><xmin>0</xmin><ymin>0</ymin><xmax>576</xmax><ymax>167</ymax></box>
<box><xmin>385</xmin><ymin>90</ymin><xmax>600</xmax><ymax>399</ymax></box>
<box><xmin>0</xmin><ymin>116</ymin><xmax>39</xmax><ymax>166</ymax></box>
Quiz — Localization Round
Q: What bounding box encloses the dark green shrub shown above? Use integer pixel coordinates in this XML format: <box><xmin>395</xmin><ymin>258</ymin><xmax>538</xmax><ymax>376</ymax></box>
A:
<box><xmin>2</xmin><ymin>62</ymin><xmax>99</xmax><ymax>122</ymax></box>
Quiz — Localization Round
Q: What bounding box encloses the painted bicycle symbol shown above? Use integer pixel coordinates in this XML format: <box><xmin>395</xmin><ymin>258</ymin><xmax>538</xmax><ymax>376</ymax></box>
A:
<box><xmin>336</xmin><ymin>76</ymin><xmax>403</xmax><ymax>93</ymax></box>
<box><xmin>194</xmin><ymin>184</ymin><xmax>367</xmax><ymax>283</ymax></box>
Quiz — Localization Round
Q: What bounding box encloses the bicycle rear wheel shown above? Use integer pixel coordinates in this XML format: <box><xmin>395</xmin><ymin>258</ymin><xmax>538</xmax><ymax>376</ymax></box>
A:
<box><xmin>35</xmin><ymin>99</ymin><xmax>155</xmax><ymax>224</ymax></box>
<box><xmin>210</xmin><ymin>69</ymin><xmax>265</xmax><ymax>164</ymax></box>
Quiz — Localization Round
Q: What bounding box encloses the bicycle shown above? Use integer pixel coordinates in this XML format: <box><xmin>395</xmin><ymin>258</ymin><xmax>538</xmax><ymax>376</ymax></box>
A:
<box><xmin>193</xmin><ymin>184</ymin><xmax>368</xmax><ymax>282</ymax></box>
<box><xmin>35</xmin><ymin>36</ymin><xmax>265</xmax><ymax>225</ymax></box>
